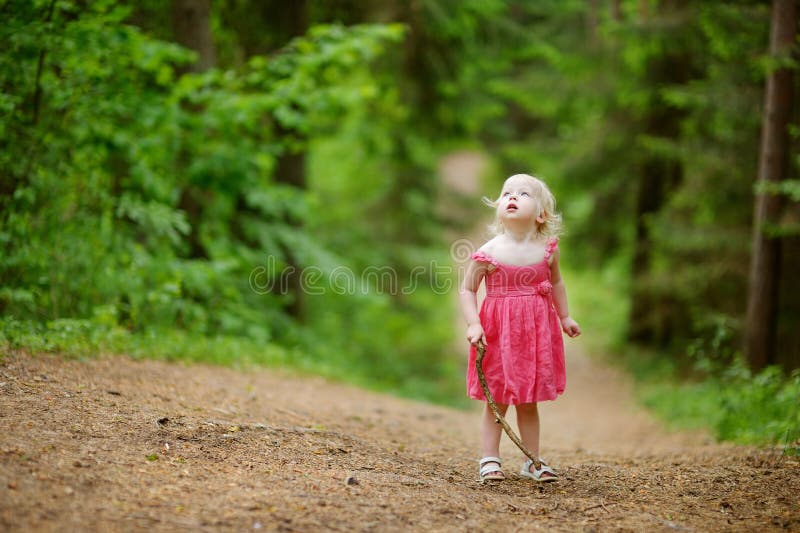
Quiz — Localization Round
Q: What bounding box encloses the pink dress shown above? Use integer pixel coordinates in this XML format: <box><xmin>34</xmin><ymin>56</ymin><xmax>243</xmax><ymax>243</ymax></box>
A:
<box><xmin>466</xmin><ymin>239</ymin><xmax>566</xmax><ymax>405</ymax></box>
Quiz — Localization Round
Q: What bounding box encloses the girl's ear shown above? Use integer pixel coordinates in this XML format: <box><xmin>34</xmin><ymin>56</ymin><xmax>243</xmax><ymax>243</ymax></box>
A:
<box><xmin>536</xmin><ymin>212</ymin><xmax>546</xmax><ymax>224</ymax></box>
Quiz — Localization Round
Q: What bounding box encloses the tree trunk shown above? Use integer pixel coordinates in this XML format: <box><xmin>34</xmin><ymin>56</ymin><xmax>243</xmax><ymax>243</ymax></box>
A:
<box><xmin>172</xmin><ymin>0</ymin><xmax>216</xmax><ymax>72</ymax></box>
<box><xmin>274</xmin><ymin>129</ymin><xmax>308</xmax><ymax>320</ymax></box>
<box><xmin>777</xmin><ymin>236</ymin><xmax>800</xmax><ymax>370</ymax></box>
<box><xmin>610</xmin><ymin>0</ymin><xmax>623</xmax><ymax>22</ymax></box>
<box><xmin>271</xmin><ymin>1</ymin><xmax>309</xmax><ymax>321</ymax></box>
<box><xmin>744</xmin><ymin>0</ymin><xmax>797</xmax><ymax>371</ymax></box>
<box><xmin>586</xmin><ymin>0</ymin><xmax>600</xmax><ymax>46</ymax></box>
<box><xmin>628</xmin><ymin>157</ymin><xmax>682</xmax><ymax>344</ymax></box>
<box><xmin>171</xmin><ymin>0</ymin><xmax>217</xmax><ymax>259</ymax></box>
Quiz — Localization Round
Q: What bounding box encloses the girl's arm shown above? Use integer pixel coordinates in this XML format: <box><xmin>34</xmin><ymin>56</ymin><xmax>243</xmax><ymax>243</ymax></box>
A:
<box><xmin>459</xmin><ymin>259</ymin><xmax>487</xmax><ymax>345</ymax></box>
<box><xmin>549</xmin><ymin>248</ymin><xmax>581</xmax><ymax>338</ymax></box>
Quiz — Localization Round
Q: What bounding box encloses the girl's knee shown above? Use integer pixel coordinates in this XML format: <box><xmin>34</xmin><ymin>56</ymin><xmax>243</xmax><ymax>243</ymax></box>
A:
<box><xmin>516</xmin><ymin>402</ymin><xmax>539</xmax><ymax>415</ymax></box>
<box><xmin>486</xmin><ymin>401</ymin><xmax>509</xmax><ymax>415</ymax></box>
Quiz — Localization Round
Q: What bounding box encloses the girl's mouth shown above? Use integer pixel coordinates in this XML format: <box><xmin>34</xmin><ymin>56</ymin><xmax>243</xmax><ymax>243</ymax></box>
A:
<box><xmin>506</xmin><ymin>203</ymin><xmax>518</xmax><ymax>212</ymax></box>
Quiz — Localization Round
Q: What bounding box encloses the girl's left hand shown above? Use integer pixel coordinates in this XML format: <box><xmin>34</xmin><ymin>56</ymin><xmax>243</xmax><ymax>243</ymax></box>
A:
<box><xmin>560</xmin><ymin>316</ymin><xmax>581</xmax><ymax>338</ymax></box>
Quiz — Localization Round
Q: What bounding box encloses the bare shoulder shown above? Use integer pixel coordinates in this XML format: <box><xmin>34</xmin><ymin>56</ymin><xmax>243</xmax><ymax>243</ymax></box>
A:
<box><xmin>469</xmin><ymin>237</ymin><xmax>502</xmax><ymax>273</ymax></box>
<box><xmin>477</xmin><ymin>236</ymin><xmax>502</xmax><ymax>255</ymax></box>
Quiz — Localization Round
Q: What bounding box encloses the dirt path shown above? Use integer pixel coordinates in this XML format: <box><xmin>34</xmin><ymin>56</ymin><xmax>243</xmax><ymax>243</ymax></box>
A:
<box><xmin>1</xmin><ymin>346</ymin><xmax>797</xmax><ymax>532</ymax></box>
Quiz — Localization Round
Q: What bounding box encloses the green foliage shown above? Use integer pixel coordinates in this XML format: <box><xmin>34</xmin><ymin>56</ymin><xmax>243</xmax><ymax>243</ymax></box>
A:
<box><xmin>638</xmin><ymin>356</ymin><xmax>800</xmax><ymax>449</ymax></box>
<box><xmin>0</xmin><ymin>2</ymin><xmax>454</xmax><ymax>400</ymax></box>
<box><xmin>0</xmin><ymin>0</ymin><xmax>468</xmax><ymax>405</ymax></box>
<box><xmin>715</xmin><ymin>364</ymin><xmax>800</xmax><ymax>447</ymax></box>
<box><xmin>0</xmin><ymin>315</ymin><xmax>291</xmax><ymax>367</ymax></box>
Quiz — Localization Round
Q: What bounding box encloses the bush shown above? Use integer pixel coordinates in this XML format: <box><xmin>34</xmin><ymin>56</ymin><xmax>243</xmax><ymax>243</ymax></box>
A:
<box><xmin>636</xmin><ymin>352</ymin><xmax>800</xmax><ymax>450</ymax></box>
<box><xmin>715</xmin><ymin>362</ymin><xmax>800</xmax><ymax>449</ymax></box>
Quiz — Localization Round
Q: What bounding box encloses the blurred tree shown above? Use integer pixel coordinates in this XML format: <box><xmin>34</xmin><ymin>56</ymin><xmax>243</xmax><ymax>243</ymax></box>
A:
<box><xmin>628</xmin><ymin>0</ymin><xmax>696</xmax><ymax>346</ymax></box>
<box><xmin>172</xmin><ymin>0</ymin><xmax>217</xmax><ymax>261</ymax></box>
<box><xmin>745</xmin><ymin>0</ymin><xmax>797</xmax><ymax>371</ymax></box>
<box><xmin>0</xmin><ymin>0</ymin><xmax>401</xmax><ymax>335</ymax></box>
<box><xmin>172</xmin><ymin>0</ymin><xmax>216</xmax><ymax>72</ymax></box>
<box><xmin>268</xmin><ymin>0</ymin><xmax>309</xmax><ymax>321</ymax></box>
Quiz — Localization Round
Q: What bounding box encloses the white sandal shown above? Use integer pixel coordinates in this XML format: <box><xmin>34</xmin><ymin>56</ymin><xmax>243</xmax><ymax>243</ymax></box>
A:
<box><xmin>519</xmin><ymin>458</ymin><xmax>558</xmax><ymax>482</ymax></box>
<box><xmin>478</xmin><ymin>456</ymin><xmax>505</xmax><ymax>481</ymax></box>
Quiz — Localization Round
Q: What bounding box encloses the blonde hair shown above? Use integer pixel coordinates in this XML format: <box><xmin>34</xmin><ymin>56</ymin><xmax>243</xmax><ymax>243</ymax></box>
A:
<box><xmin>482</xmin><ymin>174</ymin><xmax>563</xmax><ymax>238</ymax></box>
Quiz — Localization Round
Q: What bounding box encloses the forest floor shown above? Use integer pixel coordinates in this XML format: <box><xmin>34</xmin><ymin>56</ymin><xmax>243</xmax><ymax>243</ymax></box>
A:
<box><xmin>1</xmin><ymin>346</ymin><xmax>798</xmax><ymax>532</ymax></box>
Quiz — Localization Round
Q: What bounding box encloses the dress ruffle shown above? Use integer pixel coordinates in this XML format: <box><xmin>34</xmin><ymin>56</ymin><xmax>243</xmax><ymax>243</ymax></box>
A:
<box><xmin>470</xmin><ymin>250</ymin><xmax>500</xmax><ymax>267</ymax></box>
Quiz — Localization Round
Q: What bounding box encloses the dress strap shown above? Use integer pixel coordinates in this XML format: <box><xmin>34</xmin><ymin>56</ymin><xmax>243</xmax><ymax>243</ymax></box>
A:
<box><xmin>543</xmin><ymin>238</ymin><xmax>559</xmax><ymax>261</ymax></box>
<box><xmin>471</xmin><ymin>250</ymin><xmax>500</xmax><ymax>267</ymax></box>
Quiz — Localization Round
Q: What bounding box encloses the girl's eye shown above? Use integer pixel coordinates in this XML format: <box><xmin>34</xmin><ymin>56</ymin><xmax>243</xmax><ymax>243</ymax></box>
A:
<box><xmin>520</xmin><ymin>192</ymin><xmax>530</xmax><ymax>196</ymax></box>
<box><xmin>502</xmin><ymin>192</ymin><xmax>510</xmax><ymax>197</ymax></box>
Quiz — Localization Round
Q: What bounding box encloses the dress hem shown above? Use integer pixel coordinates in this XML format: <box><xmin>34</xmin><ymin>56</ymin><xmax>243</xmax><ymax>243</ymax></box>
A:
<box><xmin>467</xmin><ymin>390</ymin><xmax>564</xmax><ymax>405</ymax></box>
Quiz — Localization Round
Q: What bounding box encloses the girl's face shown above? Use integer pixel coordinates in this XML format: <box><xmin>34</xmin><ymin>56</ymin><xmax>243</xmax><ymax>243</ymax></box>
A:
<box><xmin>497</xmin><ymin>177</ymin><xmax>543</xmax><ymax>225</ymax></box>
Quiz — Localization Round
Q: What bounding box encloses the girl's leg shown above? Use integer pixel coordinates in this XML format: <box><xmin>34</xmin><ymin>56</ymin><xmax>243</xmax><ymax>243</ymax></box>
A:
<box><xmin>480</xmin><ymin>401</ymin><xmax>508</xmax><ymax>475</ymax></box>
<box><xmin>515</xmin><ymin>402</ymin><xmax>541</xmax><ymax>457</ymax></box>
<box><xmin>516</xmin><ymin>402</ymin><xmax>557</xmax><ymax>479</ymax></box>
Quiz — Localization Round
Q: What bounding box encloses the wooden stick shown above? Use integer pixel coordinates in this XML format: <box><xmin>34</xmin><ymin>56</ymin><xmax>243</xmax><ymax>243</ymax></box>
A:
<box><xmin>475</xmin><ymin>342</ymin><xmax>542</xmax><ymax>471</ymax></box>
<box><xmin>583</xmin><ymin>501</ymin><xmax>614</xmax><ymax>512</ymax></box>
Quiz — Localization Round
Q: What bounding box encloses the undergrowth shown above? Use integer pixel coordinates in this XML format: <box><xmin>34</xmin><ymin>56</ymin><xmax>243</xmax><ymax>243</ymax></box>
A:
<box><xmin>622</xmin><ymin>346</ymin><xmax>800</xmax><ymax>452</ymax></box>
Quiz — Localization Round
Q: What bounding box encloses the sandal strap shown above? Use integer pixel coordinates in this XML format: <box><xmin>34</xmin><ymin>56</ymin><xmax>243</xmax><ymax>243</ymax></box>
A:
<box><xmin>478</xmin><ymin>456</ymin><xmax>502</xmax><ymax>467</ymax></box>
<box><xmin>480</xmin><ymin>463</ymin><xmax>504</xmax><ymax>476</ymax></box>
<box><xmin>522</xmin><ymin>458</ymin><xmax>557</xmax><ymax>478</ymax></box>
<box><xmin>536</xmin><ymin>464</ymin><xmax>556</xmax><ymax>476</ymax></box>
<box><xmin>479</xmin><ymin>456</ymin><xmax>503</xmax><ymax>477</ymax></box>
<box><xmin>522</xmin><ymin>457</ymin><xmax>549</xmax><ymax>467</ymax></box>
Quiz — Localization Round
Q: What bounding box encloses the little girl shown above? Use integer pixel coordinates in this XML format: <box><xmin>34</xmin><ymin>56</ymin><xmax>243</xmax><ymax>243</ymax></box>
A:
<box><xmin>459</xmin><ymin>173</ymin><xmax>581</xmax><ymax>483</ymax></box>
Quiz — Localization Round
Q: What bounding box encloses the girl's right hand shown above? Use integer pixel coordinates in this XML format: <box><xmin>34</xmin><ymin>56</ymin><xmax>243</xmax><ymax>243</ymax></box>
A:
<box><xmin>466</xmin><ymin>323</ymin><xmax>485</xmax><ymax>346</ymax></box>
<box><xmin>560</xmin><ymin>316</ymin><xmax>582</xmax><ymax>338</ymax></box>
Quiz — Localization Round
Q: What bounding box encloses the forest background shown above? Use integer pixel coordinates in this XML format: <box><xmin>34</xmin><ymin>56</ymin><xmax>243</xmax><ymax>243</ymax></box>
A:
<box><xmin>1</xmin><ymin>0</ymin><xmax>798</xmax><ymax>448</ymax></box>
